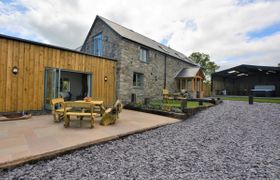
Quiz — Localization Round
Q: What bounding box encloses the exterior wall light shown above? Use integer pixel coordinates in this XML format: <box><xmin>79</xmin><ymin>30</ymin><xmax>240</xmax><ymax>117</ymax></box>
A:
<box><xmin>104</xmin><ymin>76</ymin><xmax>108</xmax><ymax>82</ymax></box>
<box><xmin>12</xmin><ymin>66</ymin><xmax>18</xmax><ymax>75</ymax></box>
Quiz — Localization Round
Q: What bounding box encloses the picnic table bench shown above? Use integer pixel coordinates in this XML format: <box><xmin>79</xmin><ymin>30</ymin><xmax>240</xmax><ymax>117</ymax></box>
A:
<box><xmin>75</xmin><ymin>100</ymin><xmax>105</xmax><ymax>116</ymax></box>
<box><xmin>64</xmin><ymin>102</ymin><xmax>97</xmax><ymax>128</ymax></box>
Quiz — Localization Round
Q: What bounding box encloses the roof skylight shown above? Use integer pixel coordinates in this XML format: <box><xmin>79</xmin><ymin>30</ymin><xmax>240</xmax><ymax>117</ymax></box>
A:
<box><xmin>237</xmin><ymin>73</ymin><xmax>248</xmax><ymax>77</ymax></box>
<box><xmin>227</xmin><ymin>70</ymin><xmax>238</xmax><ymax>74</ymax></box>
<box><xmin>158</xmin><ymin>45</ymin><xmax>169</xmax><ymax>53</ymax></box>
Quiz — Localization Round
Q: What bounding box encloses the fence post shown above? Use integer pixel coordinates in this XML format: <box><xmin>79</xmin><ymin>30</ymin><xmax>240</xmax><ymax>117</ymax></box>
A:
<box><xmin>181</xmin><ymin>99</ymin><xmax>188</xmax><ymax>112</ymax></box>
<box><xmin>249</xmin><ymin>95</ymin><xmax>254</xmax><ymax>105</ymax></box>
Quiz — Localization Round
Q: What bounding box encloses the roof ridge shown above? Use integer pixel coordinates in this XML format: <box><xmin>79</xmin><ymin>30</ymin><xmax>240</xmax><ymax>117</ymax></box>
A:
<box><xmin>97</xmin><ymin>15</ymin><xmax>197</xmax><ymax>66</ymax></box>
<box><xmin>98</xmin><ymin>15</ymin><xmax>138</xmax><ymax>34</ymax></box>
<box><xmin>98</xmin><ymin>15</ymin><xmax>168</xmax><ymax>47</ymax></box>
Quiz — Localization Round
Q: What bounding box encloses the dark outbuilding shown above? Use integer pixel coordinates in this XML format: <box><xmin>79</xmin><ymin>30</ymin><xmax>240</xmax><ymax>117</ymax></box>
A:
<box><xmin>211</xmin><ymin>64</ymin><xmax>280</xmax><ymax>97</ymax></box>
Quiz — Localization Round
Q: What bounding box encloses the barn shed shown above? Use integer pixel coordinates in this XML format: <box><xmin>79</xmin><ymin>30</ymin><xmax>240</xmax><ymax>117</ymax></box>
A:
<box><xmin>211</xmin><ymin>64</ymin><xmax>280</xmax><ymax>97</ymax></box>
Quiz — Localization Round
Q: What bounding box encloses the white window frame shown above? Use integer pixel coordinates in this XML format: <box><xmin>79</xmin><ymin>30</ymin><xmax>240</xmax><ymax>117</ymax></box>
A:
<box><xmin>140</xmin><ymin>47</ymin><xmax>148</xmax><ymax>62</ymax></box>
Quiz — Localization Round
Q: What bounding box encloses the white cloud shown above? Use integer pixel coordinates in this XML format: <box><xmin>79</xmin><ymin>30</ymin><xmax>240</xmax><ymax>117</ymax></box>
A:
<box><xmin>0</xmin><ymin>0</ymin><xmax>280</xmax><ymax>70</ymax></box>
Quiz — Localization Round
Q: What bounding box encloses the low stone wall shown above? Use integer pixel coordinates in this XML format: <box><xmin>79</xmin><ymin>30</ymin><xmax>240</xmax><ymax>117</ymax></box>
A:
<box><xmin>124</xmin><ymin>104</ymin><xmax>215</xmax><ymax>120</ymax></box>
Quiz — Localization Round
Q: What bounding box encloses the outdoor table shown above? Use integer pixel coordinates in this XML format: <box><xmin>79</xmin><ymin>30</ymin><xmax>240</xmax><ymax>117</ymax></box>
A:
<box><xmin>74</xmin><ymin>100</ymin><xmax>105</xmax><ymax>116</ymax></box>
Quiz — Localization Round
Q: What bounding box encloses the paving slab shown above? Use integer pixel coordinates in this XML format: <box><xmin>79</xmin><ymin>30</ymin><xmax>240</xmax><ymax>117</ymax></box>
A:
<box><xmin>0</xmin><ymin>110</ymin><xmax>180</xmax><ymax>168</ymax></box>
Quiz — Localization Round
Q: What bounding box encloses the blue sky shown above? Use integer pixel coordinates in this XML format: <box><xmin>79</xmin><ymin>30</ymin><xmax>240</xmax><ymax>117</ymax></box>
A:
<box><xmin>0</xmin><ymin>0</ymin><xmax>280</xmax><ymax>70</ymax></box>
<box><xmin>1</xmin><ymin>0</ymin><xmax>28</xmax><ymax>12</ymax></box>
<box><xmin>247</xmin><ymin>22</ymin><xmax>280</xmax><ymax>40</ymax></box>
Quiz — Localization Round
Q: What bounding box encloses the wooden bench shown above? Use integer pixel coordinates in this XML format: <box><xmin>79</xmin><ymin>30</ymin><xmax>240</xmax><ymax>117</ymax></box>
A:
<box><xmin>64</xmin><ymin>102</ymin><xmax>97</xmax><ymax>128</ymax></box>
<box><xmin>51</xmin><ymin>98</ymin><xmax>72</xmax><ymax>122</ymax></box>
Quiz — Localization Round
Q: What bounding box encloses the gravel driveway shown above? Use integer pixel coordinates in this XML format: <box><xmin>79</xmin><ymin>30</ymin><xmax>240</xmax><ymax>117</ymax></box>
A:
<box><xmin>1</xmin><ymin>101</ymin><xmax>280</xmax><ymax>179</ymax></box>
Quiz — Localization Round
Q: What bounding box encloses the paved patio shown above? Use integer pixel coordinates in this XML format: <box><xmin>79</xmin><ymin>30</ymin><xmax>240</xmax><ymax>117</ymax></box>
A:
<box><xmin>0</xmin><ymin>110</ymin><xmax>180</xmax><ymax>168</ymax></box>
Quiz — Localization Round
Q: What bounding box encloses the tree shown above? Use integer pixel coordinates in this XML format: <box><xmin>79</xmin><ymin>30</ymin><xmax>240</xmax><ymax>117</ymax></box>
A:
<box><xmin>189</xmin><ymin>52</ymin><xmax>220</xmax><ymax>82</ymax></box>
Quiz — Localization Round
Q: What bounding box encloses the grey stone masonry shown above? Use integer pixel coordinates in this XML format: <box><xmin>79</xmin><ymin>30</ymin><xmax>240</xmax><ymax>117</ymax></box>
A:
<box><xmin>81</xmin><ymin>18</ymin><xmax>123</xmax><ymax>98</ymax></box>
<box><xmin>81</xmin><ymin>17</ymin><xmax>197</xmax><ymax>104</ymax></box>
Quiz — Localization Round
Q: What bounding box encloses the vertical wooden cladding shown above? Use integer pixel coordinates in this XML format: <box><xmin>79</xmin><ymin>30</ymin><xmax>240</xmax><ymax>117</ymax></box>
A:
<box><xmin>0</xmin><ymin>37</ymin><xmax>116</xmax><ymax>112</ymax></box>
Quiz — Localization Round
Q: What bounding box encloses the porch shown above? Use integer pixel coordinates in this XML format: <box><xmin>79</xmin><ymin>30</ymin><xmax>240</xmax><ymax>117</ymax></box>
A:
<box><xmin>175</xmin><ymin>67</ymin><xmax>205</xmax><ymax>98</ymax></box>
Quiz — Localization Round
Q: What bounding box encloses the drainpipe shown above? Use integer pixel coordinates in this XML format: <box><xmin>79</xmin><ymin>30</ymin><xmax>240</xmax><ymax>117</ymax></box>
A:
<box><xmin>164</xmin><ymin>55</ymin><xmax>167</xmax><ymax>89</ymax></box>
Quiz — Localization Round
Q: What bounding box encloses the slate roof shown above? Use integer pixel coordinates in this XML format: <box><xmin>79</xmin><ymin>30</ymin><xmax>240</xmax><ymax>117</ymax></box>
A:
<box><xmin>95</xmin><ymin>16</ymin><xmax>197</xmax><ymax>66</ymax></box>
<box><xmin>176</xmin><ymin>67</ymin><xmax>201</xmax><ymax>78</ymax></box>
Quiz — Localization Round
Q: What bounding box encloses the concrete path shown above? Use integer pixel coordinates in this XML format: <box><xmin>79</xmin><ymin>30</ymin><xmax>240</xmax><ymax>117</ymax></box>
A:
<box><xmin>0</xmin><ymin>110</ymin><xmax>180</xmax><ymax>168</ymax></box>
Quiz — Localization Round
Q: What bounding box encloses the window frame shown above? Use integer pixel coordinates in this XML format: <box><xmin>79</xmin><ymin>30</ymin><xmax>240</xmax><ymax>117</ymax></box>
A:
<box><xmin>187</xmin><ymin>79</ymin><xmax>192</xmax><ymax>91</ymax></box>
<box><xmin>181</xmin><ymin>79</ymin><xmax>186</xmax><ymax>90</ymax></box>
<box><xmin>139</xmin><ymin>47</ymin><xmax>148</xmax><ymax>63</ymax></box>
<box><xmin>92</xmin><ymin>33</ymin><xmax>103</xmax><ymax>56</ymax></box>
<box><xmin>133</xmin><ymin>72</ymin><xmax>144</xmax><ymax>88</ymax></box>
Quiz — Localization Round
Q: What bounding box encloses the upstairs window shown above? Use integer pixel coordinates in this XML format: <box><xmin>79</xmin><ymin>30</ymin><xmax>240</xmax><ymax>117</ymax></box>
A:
<box><xmin>140</xmin><ymin>47</ymin><xmax>148</xmax><ymax>62</ymax></box>
<box><xmin>92</xmin><ymin>33</ymin><xmax>103</xmax><ymax>56</ymax></box>
<box><xmin>133</xmin><ymin>73</ymin><xmax>144</xmax><ymax>87</ymax></box>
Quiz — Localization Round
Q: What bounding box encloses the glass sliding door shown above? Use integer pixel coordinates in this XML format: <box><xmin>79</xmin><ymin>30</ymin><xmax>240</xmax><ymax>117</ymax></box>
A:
<box><xmin>87</xmin><ymin>74</ymin><xmax>92</xmax><ymax>97</ymax></box>
<box><xmin>44</xmin><ymin>68</ymin><xmax>92</xmax><ymax>110</ymax></box>
<box><xmin>44</xmin><ymin>68</ymin><xmax>60</xmax><ymax>110</ymax></box>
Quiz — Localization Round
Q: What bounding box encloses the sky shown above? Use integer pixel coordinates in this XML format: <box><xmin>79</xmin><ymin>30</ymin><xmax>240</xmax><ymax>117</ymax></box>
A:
<box><xmin>0</xmin><ymin>0</ymin><xmax>280</xmax><ymax>70</ymax></box>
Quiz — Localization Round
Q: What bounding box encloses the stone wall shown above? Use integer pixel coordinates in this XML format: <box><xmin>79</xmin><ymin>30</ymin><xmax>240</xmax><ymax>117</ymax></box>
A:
<box><xmin>119</xmin><ymin>39</ymin><xmax>196</xmax><ymax>104</ymax></box>
<box><xmin>118</xmin><ymin>39</ymin><xmax>165</xmax><ymax>103</ymax></box>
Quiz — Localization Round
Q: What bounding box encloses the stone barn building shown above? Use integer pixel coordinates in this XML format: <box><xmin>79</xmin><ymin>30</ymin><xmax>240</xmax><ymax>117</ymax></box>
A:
<box><xmin>81</xmin><ymin>16</ymin><xmax>205</xmax><ymax>103</ymax></box>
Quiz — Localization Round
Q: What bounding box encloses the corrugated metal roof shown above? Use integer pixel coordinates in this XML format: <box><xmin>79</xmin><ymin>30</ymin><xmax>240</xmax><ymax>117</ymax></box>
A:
<box><xmin>176</xmin><ymin>67</ymin><xmax>201</xmax><ymax>78</ymax></box>
<box><xmin>98</xmin><ymin>16</ymin><xmax>197</xmax><ymax>66</ymax></box>
<box><xmin>212</xmin><ymin>64</ymin><xmax>280</xmax><ymax>78</ymax></box>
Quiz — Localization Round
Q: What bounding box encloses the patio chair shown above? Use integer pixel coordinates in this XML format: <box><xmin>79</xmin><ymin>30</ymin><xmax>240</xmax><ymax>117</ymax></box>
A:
<box><xmin>162</xmin><ymin>89</ymin><xmax>174</xmax><ymax>102</ymax></box>
<box><xmin>51</xmin><ymin>98</ymin><xmax>71</xmax><ymax>122</ymax></box>
<box><xmin>100</xmin><ymin>100</ymin><xmax>123</xmax><ymax>126</ymax></box>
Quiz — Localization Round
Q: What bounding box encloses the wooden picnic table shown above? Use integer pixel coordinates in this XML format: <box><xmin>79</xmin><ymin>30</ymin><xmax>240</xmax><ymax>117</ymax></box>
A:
<box><xmin>74</xmin><ymin>100</ymin><xmax>105</xmax><ymax>116</ymax></box>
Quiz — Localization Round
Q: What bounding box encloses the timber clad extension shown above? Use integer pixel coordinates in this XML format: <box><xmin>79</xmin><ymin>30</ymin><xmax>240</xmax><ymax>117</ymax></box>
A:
<box><xmin>0</xmin><ymin>35</ymin><xmax>116</xmax><ymax>112</ymax></box>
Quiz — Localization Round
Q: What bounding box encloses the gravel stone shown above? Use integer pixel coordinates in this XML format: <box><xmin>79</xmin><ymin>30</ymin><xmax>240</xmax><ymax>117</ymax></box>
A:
<box><xmin>1</xmin><ymin>101</ymin><xmax>279</xmax><ymax>179</ymax></box>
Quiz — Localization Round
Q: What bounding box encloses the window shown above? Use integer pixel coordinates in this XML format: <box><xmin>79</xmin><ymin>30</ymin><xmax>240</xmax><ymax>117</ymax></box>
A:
<box><xmin>197</xmin><ymin>79</ymin><xmax>200</xmax><ymax>91</ymax></box>
<box><xmin>140</xmin><ymin>47</ymin><xmax>148</xmax><ymax>62</ymax></box>
<box><xmin>177</xmin><ymin>80</ymin><xmax>181</xmax><ymax>91</ymax></box>
<box><xmin>187</xmin><ymin>80</ymin><xmax>192</xmax><ymax>91</ymax></box>
<box><xmin>92</xmin><ymin>33</ymin><xmax>103</xmax><ymax>56</ymax></box>
<box><xmin>61</xmin><ymin>79</ymin><xmax>70</xmax><ymax>92</ymax></box>
<box><xmin>181</xmin><ymin>79</ymin><xmax>186</xmax><ymax>90</ymax></box>
<box><xmin>159</xmin><ymin>45</ymin><xmax>169</xmax><ymax>53</ymax></box>
<box><xmin>133</xmin><ymin>73</ymin><xmax>144</xmax><ymax>87</ymax></box>
<box><xmin>131</xmin><ymin>94</ymin><xmax>136</xmax><ymax>103</ymax></box>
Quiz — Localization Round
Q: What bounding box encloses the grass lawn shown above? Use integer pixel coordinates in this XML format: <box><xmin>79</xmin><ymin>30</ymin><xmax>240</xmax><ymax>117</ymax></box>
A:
<box><xmin>150</xmin><ymin>100</ymin><xmax>212</xmax><ymax>109</ymax></box>
<box><xmin>219</xmin><ymin>96</ymin><xmax>280</xmax><ymax>104</ymax></box>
